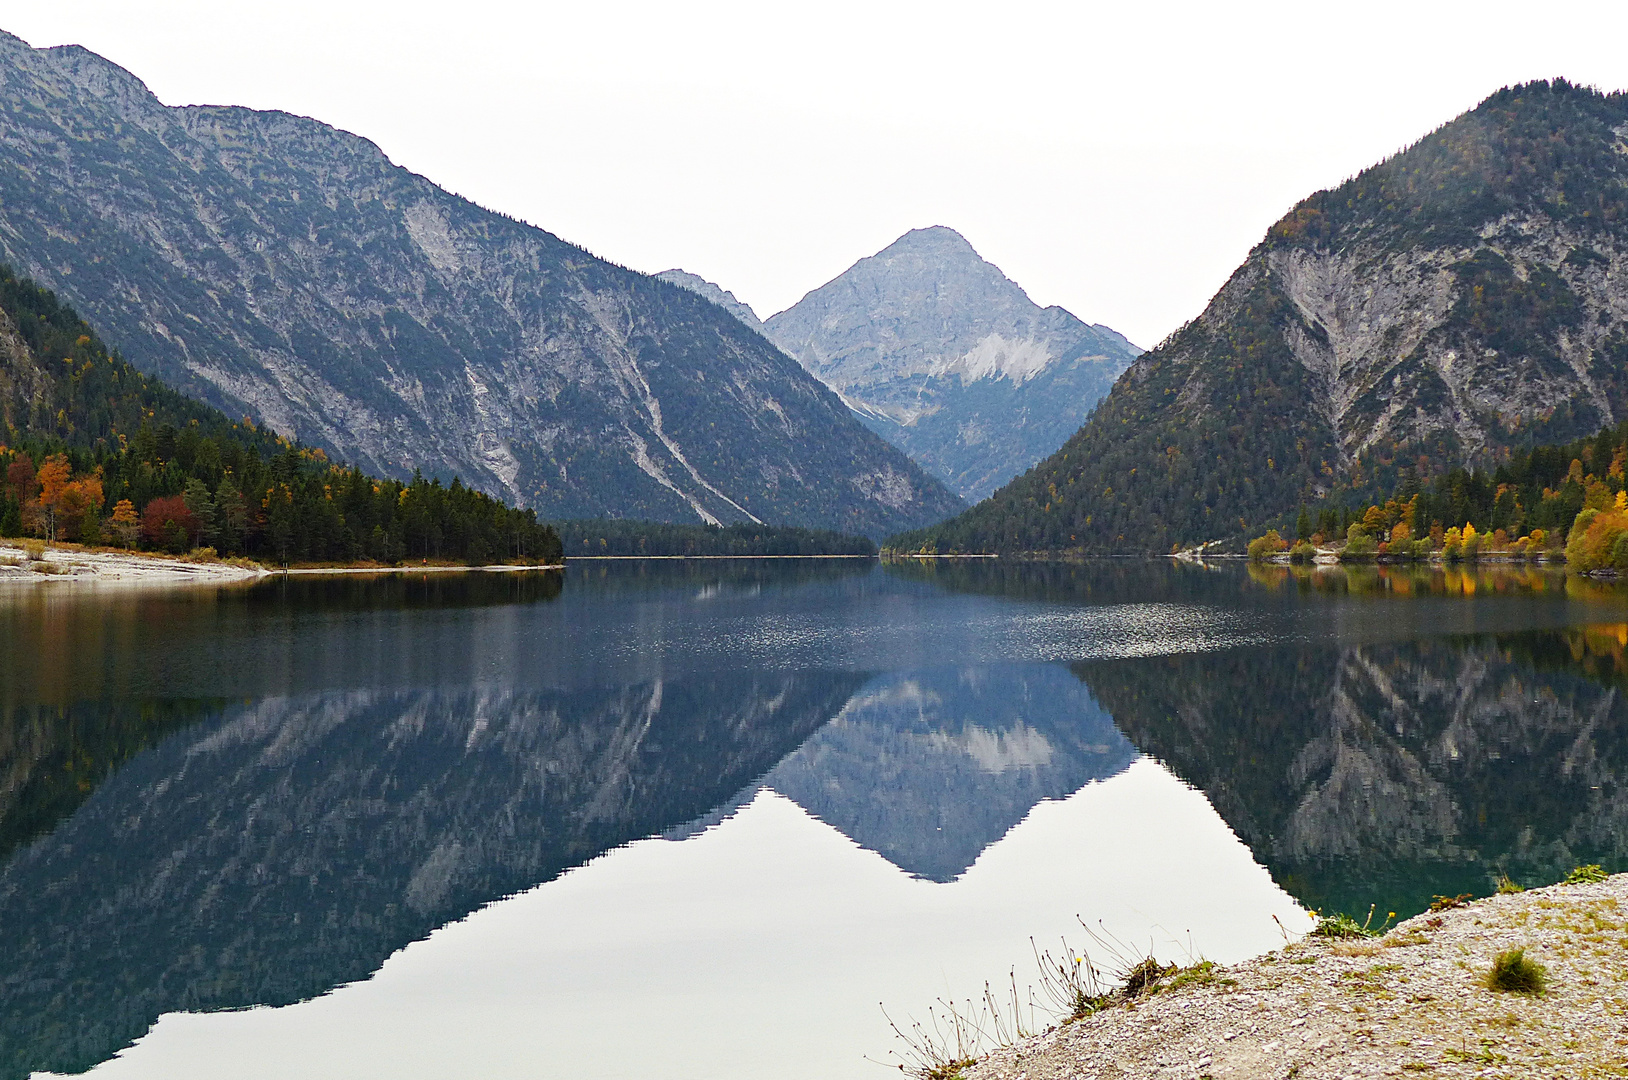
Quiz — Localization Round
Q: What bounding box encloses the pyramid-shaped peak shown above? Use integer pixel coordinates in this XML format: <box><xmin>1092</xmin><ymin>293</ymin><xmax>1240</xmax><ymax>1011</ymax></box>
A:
<box><xmin>880</xmin><ymin>226</ymin><xmax>982</xmax><ymax>256</ymax></box>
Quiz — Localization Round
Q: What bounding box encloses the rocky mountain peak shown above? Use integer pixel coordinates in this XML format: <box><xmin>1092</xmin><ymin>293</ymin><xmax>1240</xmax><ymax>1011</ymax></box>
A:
<box><xmin>0</xmin><ymin>30</ymin><xmax>965</xmax><ymax>537</ymax></box>
<box><xmin>759</xmin><ymin>226</ymin><xmax>1140</xmax><ymax>502</ymax></box>
<box><xmin>766</xmin><ymin>225</ymin><xmax>1087</xmax><ymax>391</ymax></box>
<box><xmin>901</xmin><ymin>80</ymin><xmax>1628</xmax><ymax>553</ymax></box>
<box><xmin>655</xmin><ymin>269</ymin><xmax>765</xmax><ymax>332</ymax></box>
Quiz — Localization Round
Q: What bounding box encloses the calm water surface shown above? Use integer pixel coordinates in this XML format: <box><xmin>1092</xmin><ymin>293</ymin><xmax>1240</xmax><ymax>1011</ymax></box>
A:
<box><xmin>2</xmin><ymin>560</ymin><xmax>1626</xmax><ymax>1079</ymax></box>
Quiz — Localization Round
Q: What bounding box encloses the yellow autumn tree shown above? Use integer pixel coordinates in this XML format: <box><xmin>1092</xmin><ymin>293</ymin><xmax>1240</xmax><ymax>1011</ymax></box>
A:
<box><xmin>107</xmin><ymin>499</ymin><xmax>140</xmax><ymax>547</ymax></box>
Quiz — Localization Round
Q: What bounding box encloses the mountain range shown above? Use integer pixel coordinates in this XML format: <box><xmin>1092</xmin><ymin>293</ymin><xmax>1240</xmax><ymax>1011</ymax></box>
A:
<box><xmin>664</xmin><ymin>228</ymin><xmax>1140</xmax><ymax>502</ymax></box>
<box><xmin>0</xmin><ymin>31</ymin><xmax>962</xmax><ymax>538</ymax></box>
<box><xmin>899</xmin><ymin>80</ymin><xmax>1628</xmax><ymax>553</ymax></box>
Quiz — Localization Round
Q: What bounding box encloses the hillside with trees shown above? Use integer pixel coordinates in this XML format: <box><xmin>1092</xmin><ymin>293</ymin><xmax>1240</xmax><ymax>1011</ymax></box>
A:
<box><xmin>1277</xmin><ymin>417</ymin><xmax>1628</xmax><ymax>569</ymax></box>
<box><xmin>556</xmin><ymin>519</ymin><xmax>874</xmax><ymax>557</ymax></box>
<box><xmin>890</xmin><ymin>80</ymin><xmax>1628</xmax><ymax>555</ymax></box>
<box><xmin>0</xmin><ymin>266</ymin><xmax>561</xmax><ymax>566</ymax></box>
<box><xmin>0</xmin><ymin>32</ymin><xmax>962</xmax><ymax>537</ymax></box>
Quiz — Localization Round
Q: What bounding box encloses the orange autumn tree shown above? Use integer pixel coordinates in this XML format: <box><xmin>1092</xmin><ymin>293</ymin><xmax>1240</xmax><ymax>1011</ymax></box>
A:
<box><xmin>56</xmin><ymin>470</ymin><xmax>104</xmax><ymax>543</ymax></box>
<box><xmin>31</xmin><ymin>454</ymin><xmax>71</xmax><ymax>541</ymax></box>
<box><xmin>25</xmin><ymin>455</ymin><xmax>104</xmax><ymax>543</ymax></box>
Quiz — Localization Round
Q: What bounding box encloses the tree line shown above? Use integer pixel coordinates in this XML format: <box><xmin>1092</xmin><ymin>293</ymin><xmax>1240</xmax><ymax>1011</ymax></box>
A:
<box><xmin>0</xmin><ymin>264</ymin><xmax>560</xmax><ymax>566</ymax></box>
<box><xmin>1263</xmin><ymin>416</ymin><xmax>1628</xmax><ymax>570</ymax></box>
<box><xmin>556</xmin><ymin>518</ymin><xmax>875</xmax><ymax>557</ymax></box>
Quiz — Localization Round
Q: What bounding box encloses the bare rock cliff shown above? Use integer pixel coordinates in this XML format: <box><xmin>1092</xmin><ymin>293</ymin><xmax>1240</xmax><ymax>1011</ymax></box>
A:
<box><xmin>903</xmin><ymin>81</ymin><xmax>1628</xmax><ymax>552</ymax></box>
<box><xmin>0</xmin><ymin>32</ymin><xmax>962</xmax><ymax>536</ymax></box>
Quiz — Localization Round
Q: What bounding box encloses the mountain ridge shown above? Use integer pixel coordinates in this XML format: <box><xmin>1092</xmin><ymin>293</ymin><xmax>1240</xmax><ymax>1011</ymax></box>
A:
<box><xmin>761</xmin><ymin>227</ymin><xmax>1139</xmax><ymax>501</ymax></box>
<box><xmin>896</xmin><ymin>80</ymin><xmax>1628</xmax><ymax>554</ymax></box>
<box><xmin>0</xmin><ymin>31</ymin><xmax>963</xmax><ymax>538</ymax></box>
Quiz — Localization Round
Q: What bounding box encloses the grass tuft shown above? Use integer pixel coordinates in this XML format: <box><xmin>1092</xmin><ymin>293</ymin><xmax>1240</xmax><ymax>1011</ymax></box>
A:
<box><xmin>1121</xmin><ymin>956</ymin><xmax>1180</xmax><ymax>996</ymax></box>
<box><xmin>1484</xmin><ymin>947</ymin><xmax>1547</xmax><ymax>995</ymax></box>
<box><xmin>1565</xmin><ymin>864</ymin><xmax>1609</xmax><ymax>885</ymax></box>
<box><xmin>1496</xmin><ymin>875</ymin><xmax>1524</xmax><ymax>894</ymax></box>
<box><xmin>1311</xmin><ymin>904</ymin><xmax>1393</xmax><ymax>939</ymax></box>
<box><xmin>1429</xmin><ymin>894</ymin><xmax>1474</xmax><ymax>912</ymax></box>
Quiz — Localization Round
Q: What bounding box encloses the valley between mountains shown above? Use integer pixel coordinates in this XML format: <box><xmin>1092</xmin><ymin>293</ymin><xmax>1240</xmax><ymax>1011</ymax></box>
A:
<box><xmin>5</xmin><ymin>26</ymin><xmax>1628</xmax><ymax>568</ymax></box>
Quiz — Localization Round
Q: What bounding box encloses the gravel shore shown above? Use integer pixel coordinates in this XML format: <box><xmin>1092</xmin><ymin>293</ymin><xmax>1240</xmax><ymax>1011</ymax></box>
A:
<box><xmin>0</xmin><ymin>542</ymin><xmax>268</xmax><ymax>585</ymax></box>
<box><xmin>965</xmin><ymin>875</ymin><xmax>1628</xmax><ymax>1079</ymax></box>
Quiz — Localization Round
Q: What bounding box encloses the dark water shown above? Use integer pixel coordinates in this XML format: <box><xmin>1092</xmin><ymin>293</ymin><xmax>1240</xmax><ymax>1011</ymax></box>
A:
<box><xmin>1</xmin><ymin>560</ymin><xmax>1625</xmax><ymax>1079</ymax></box>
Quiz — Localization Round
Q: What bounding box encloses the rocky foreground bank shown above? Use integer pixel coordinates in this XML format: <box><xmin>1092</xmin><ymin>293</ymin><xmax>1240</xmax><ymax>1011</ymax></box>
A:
<box><xmin>966</xmin><ymin>876</ymin><xmax>1628</xmax><ymax>1079</ymax></box>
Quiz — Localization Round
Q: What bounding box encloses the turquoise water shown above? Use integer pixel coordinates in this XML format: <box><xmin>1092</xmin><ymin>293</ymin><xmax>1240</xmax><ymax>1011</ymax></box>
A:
<box><xmin>2</xmin><ymin>560</ymin><xmax>1624</xmax><ymax>1079</ymax></box>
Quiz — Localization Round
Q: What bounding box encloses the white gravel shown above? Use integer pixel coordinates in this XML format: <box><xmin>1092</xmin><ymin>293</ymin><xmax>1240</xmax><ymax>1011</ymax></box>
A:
<box><xmin>0</xmin><ymin>542</ymin><xmax>268</xmax><ymax>585</ymax></box>
<box><xmin>964</xmin><ymin>875</ymin><xmax>1628</xmax><ymax>1079</ymax></box>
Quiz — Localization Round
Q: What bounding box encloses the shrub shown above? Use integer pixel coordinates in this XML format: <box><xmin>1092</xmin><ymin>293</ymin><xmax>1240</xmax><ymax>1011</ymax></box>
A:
<box><xmin>1409</xmin><ymin>538</ymin><xmax>1434</xmax><ymax>561</ymax></box>
<box><xmin>1248</xmin><ymin>529</ymin><xmax>1288</xmax><ymax>561</ymax></box>
<box><xmin>1565</xmin><ymin>864</ymin><xmax>1609</xmax><ymax>884</ymax></box>
<box><xmin>1340</xmin><ymin>524</ymin><xmax>1378</xmax><ymax>561</ymax></box>
<box><xmin>1484</xmin><ymin>948</ymin><xmax>1547</xmax><ymax>995</ymax></box>
<box><xmin>1288</xmin><ymin>539</ymin><xmax>1316</xmax><ymax>563</ymax></box>
<box><xmin>1612</xmin><ymin>532</ymin><xmax>1628</xmax><ymax>571</ymax></box>
<box><xmin>1121</xmin><ymin>957</ymin><xmax>1179</xmax><ymax>996</ymax></box>
<box><xmin>186</xmin><ymin>546</ymin><xmax>220</xmax><ymax>563</ymax></box>
<box><xmin>20</xmin><ymin>538</ymin><xmax>45</xmax><ymax>561</ymax></box>
<box><xmin>1563</xmin><ymin>508</ymin><xmax>1628</xmax><ymax>569</ymax></box>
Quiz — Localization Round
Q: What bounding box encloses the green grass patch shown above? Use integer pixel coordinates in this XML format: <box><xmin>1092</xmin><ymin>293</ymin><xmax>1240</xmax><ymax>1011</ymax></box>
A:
<box><xmin>1484</xmin><ymin>947</ymin><xmax>1548</xmax><ymax>995</ymax></box>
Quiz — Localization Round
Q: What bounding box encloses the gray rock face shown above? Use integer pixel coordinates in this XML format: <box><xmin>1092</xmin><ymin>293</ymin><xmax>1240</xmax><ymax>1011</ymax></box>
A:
<box><xmin>909</xmin><ymin>83</ymin><xmax>1628</xmax><ymax>554</ymax></box>
<box><xmin>0</xmin><ymin>33</ymin><xmax>963</xmax><ymax>536</ymax></box>
<box><xmin>656</xmin><ymin>269</ymin><xmax>766</xmax><ymax>332</ymax></box>
<box><xmin>763</xmin><ymin>227</ymin><xmax>1140</xmax><ymax>500</ymax></box>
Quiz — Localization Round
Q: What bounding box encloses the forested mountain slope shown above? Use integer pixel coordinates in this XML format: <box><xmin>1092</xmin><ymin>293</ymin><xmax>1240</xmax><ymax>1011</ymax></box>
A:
<box><xmin>897</xmin><ymin>80</ymin><xmax>1628</xmax><ymax>554</ymax></box>
<box><xmin>0</xmin><ymin>31</ymin><xmax>961</xmax><ymax>537</ymax></box>
<box><xmin>0</xmin><ymin>265</ymin><xmax>559</xmax><ymax>564</ymax></box>
<box><xmin>764</xmin><ymin>227</ymin><xmax>1139</xmax><ymax>501</ymax></box>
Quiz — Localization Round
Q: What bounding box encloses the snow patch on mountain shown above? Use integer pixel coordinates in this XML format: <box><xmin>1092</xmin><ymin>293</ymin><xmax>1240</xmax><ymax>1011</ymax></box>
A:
<box><xmin>940</xmin><ymin>333</ymin><xmax>1056</xmax><ymax>385</ymax></box>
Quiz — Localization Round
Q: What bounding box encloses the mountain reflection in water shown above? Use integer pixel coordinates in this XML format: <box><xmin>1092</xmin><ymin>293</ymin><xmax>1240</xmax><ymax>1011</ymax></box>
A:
<box><xmin>1075</xmin><ymin>625</ymin><xmax>1628</xmax><ymax>918</ymax></box>
<box><xmin>713</xmin><ymin>665</ymin><xmax>1137</xmax><ymax>881</ymax></box>
<box><xmin>3</xmin><ymin>562</ymin><xmax>1628</xmax><ymax>1080</ymax></box>
<box><xmin>0</xmin><ymin>676</ymin><xmax>858</xmax><ymax>1079</ymax></box>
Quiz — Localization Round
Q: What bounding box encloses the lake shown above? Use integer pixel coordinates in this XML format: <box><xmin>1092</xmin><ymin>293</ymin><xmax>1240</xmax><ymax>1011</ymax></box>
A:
<box><xmin>2</xmin><ymin>559</ymin><xmax>1626</xmax><ymax>1079</ymax></box>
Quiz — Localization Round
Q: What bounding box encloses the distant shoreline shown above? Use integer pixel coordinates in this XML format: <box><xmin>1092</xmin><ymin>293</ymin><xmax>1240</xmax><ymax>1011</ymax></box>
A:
<box><xmin>568</xmin><ymin>554</ymin><xmax>879</xmax><ymax>561</ymax></box>
<box><xmin>277</xmin><ymin>563</ymin><xmax>564</xmax><ymax>575</ymax></box>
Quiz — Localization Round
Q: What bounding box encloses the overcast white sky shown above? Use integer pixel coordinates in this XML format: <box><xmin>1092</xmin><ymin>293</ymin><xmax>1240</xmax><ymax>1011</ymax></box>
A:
<box><xmin>6</xmin><ymin>1</ymin><xmax>1628</xmax><ymax>347</ymax></box>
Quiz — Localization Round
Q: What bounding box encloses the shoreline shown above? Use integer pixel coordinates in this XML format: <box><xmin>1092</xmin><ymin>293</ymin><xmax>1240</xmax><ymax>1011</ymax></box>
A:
<box><xmin>568</xmin><ymin>554</ymin><xmax>876</xmax><ymax>560</ymax></box>
<box><xmin>277</xmin><ymin>563</ymin><xmax>564</xmax><ymax>575</ymax></box>
<box><xmin>961</xmin><ymin>874</ymin><xmax>1628</xmax><ymax>1080</ymax></box>
<box><xmin>0</xmin><ymin>542</ymin><xmax>565</xmax><ymax>585</ymax></box>
<box><xmin>0</xmin><ymin>542</ymin><xmax>270</xmax><ymax>585</ymax></box>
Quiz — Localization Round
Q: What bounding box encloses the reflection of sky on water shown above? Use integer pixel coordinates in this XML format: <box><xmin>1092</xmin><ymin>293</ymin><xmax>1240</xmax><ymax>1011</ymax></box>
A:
<box><xmin>4</xmin><ymin>561</ymin><xmax>1628</xmax><ymax>1080</ymax></box>
<box><xmin>62</xmin><ymin>762</ymin><xmax>1302</xmax><ymax>1080</ymax></box>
